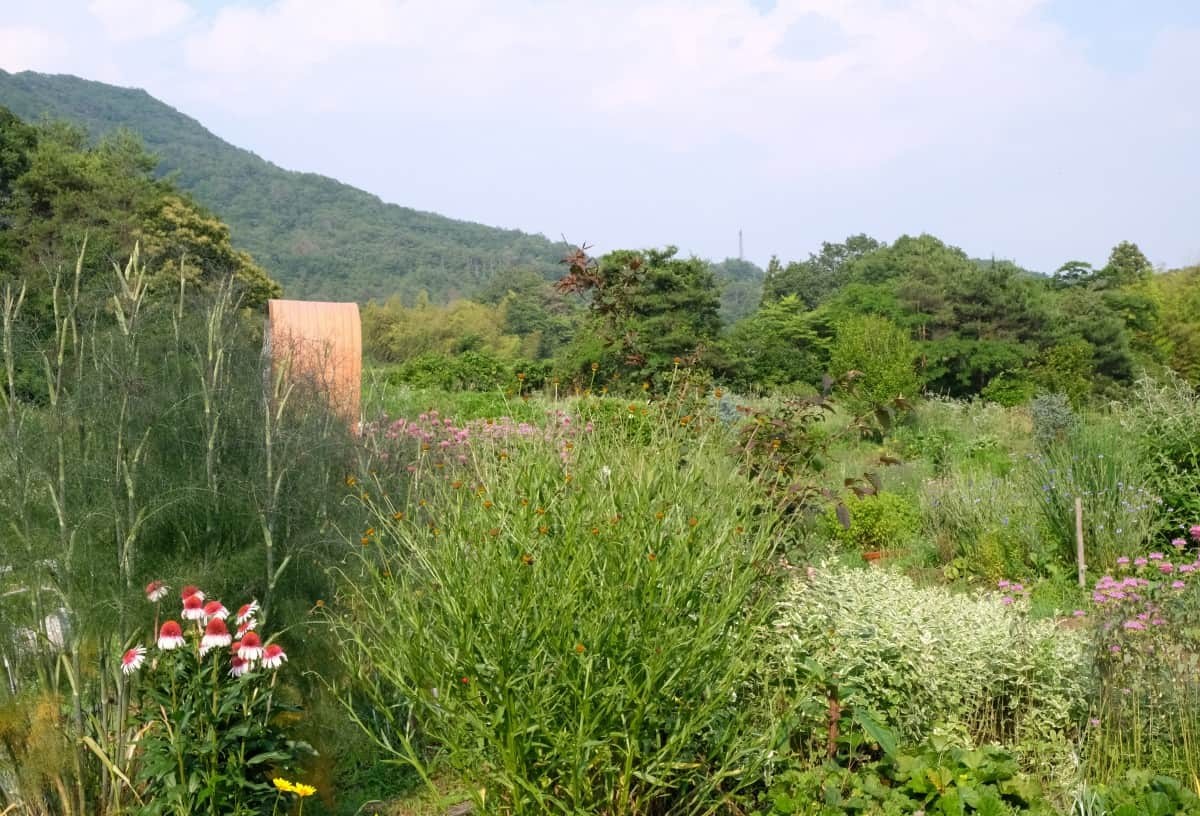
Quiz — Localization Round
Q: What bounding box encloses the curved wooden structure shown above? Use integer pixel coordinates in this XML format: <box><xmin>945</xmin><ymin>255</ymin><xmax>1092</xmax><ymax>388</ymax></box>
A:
<box><xmin>266</xmin><ymin>300</ymin><xmax>361</xmax><ymax>423</ymax></box>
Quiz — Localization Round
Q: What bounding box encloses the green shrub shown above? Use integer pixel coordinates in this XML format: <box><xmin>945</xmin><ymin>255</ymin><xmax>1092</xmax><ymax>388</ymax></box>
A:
<box><xmin>822</xmin><ymin>493</ymin><xmax>921</xmax><ymax>553</ymax></box>
<box><xmin>1124</xmin><ymin>374</ymin><xmax>1200</xmax><ymax>533</ymax></box>
<box><xmin>1030</xmin><ymin>393</ymin><xmax>1075</xmax><ymax>450</ymax></box>
<box><xmin>982</xmin><ymin>372</ymin><xmax>1037</xmax><ymax>407</ymax></box>
<box><xmin>829</xmin><ymin>315</ymin><xmax>923</xmax><ymax>414</ymax></box>
<box><xmin>771</xmin><ymin>565</ymin><xmax>1090</xmax><ymax>752</ymax></box>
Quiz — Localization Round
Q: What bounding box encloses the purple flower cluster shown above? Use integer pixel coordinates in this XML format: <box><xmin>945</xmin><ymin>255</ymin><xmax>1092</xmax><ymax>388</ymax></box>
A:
<box><xmin>1088</xmin><ymin>528</ymin><xmax>1200</xmax><ymax>655</ymax></box>
<box><xmin>996</xmin><ymin>578</ymin><xmax>1029</xmax><ymax>606</ymax></box>
<box><xmin>362</xmin><ymin>409</ymin><xmax>594</xmax><ymax>469</ymax></box>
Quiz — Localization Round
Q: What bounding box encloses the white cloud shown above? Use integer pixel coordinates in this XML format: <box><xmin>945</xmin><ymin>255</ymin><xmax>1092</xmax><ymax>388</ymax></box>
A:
<box><xmin>88</xmin><ymin>0</ymin><xmax>194</xmax><ymax>43</ymax></box>
<box><xmin>0</xmin><ymin>25</ymin><xmax>64</xmax><ymax>72</ymax></box>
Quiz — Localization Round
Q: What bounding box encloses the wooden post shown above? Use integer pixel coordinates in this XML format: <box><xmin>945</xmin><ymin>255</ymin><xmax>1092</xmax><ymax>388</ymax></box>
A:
<box><xmin>1075</xmin><ymin>497</ymin><xmax>1086</xmax><ymax>588</ymax></box>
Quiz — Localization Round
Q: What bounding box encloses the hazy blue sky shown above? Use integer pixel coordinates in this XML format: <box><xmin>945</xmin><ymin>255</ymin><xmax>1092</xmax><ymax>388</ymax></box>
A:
<box><xmin>2</xmin><ymin>0</ymin><xmax>1198</xmax><ymax>272</ymax></box>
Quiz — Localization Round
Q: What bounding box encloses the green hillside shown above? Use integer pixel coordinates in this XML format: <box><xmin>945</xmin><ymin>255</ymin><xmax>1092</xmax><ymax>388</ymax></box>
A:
<box><xmin>0</xmin><ymin>69</ymin><xmax>565</xmax><ymax>301</ymax></box>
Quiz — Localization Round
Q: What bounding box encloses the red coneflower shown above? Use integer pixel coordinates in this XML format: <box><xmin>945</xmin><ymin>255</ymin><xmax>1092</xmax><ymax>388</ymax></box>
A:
<box><xmin>200</xmin><ymin>619</ymin><xmax>231</xmax><ymax>655</ymax></box>
<box><xmin>235</xmin><ymin>600</ymin><xmax>259</xmax><ymax>626</ymax></box>
<box><xmin>158</xmin><ymin>621</ymin><xmax>185</xmax><ymax>650</ymax></box>
<box><xmin>229</xmin><ymin>656</ymin><xmax>250</xmax><ymax>678</ymax></box>
<box><xmin>261</xmin><ymin>643</ymin><xmax>287</xmax><ymax>670</ymax></box>
<box><xmin>145</xmin><ymin>581</ymin><xmax>169</xmax><ymax>603</ymax></box>
<box><xmin>121</xmin><ymin>645</ymin><xmax>146</xmax><ymax>675</ymax></box>
<box><xmin>238</xmin><ymin>631</ymin><xmax>263</xmax><ymax>662</ymax></box>
<box><xmin>236</xmin><ymin>619</ymin><xmax>255</xmax><ymax>637</ymax></box>
<box><xmin>180</xmin><ymin>585</ymin><xmax>205</xmax><ymax>602</ymax></box>
<box><xmin>203</xmin><ymin>600</ymin><xmax>229</xmax><ymax>621</ymax></box>
<box><xmin>182</xmin><ymin>594</ymin><xmax>206</xmax><ymax>621</ymax></box>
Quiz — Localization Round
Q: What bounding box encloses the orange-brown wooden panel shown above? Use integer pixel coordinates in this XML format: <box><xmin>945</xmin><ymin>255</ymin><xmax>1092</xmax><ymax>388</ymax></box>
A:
<box><xmin>267</xmin><ymin>299</ymin><xmax>361</xmax><ymax>423</ymax></box>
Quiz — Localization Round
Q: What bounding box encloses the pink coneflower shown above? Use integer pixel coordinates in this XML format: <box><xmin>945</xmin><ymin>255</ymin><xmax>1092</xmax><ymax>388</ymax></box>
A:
<box><xmin>203</xmin><ymin>600</ymin><xmax>229</xmax><ymax>621</ymax></box>
<box><xmin>261</xmin><ymin>643</ymin><xmax>287</xmax><ymax>670</ymax></box>
<box><xmin>229</xmin><ymin>656</ymin><xmax>250</xmax><ymax>678</ymax></box>
<box><xmin>1149</xmin><ymin>552</ymin><xmax>1165</xmax><ymax>561</ymax></box>
<box><xmin>1116</xmin><ymin>556</ymin><xmax>1130</xmax><ymax>567</ymax></box>
<box><xmin>180</xmin><ymin>585</ymin><xmax>205</xmax><ymax>602</ymax></box>
<box><xmin>182</xmin><ymin>594</ymin><xmax>206</xmax><ymax>621</ymax></box>
<box><xmin>122</xmin><ymin>645</ymin><xmax>146</xmax><ymax>675</ymax></box>
<box><xmin>1160</xmin><ymin>563</ymin><xmax>1175</xmax><ymax>574</ymax></box>
<box><xmin>1190</xmin><ymin>524</ymin><xmax>1200</xmax><ymax>541</ymax></box>
<box><xmin>235</xmin><ymin>600</ymin><xmax>259</xmax><ymax>626</ymax></box>
<box><xmin>1073</xmin><ymin>610</ymin><xmax>1086</xmax><ymax>618</ymax></box>
<box><xmin>1172</xmin><ymin>580</ymin><xmax>1187</xmax><ymax>590</ymax></box>
<box><xmin>1172</xmin><ymin>538</ymin><xmax>1187</xmax><ymax>549</ymax></box>
<box><xmin>1134</xmin><ymin>557</ymin><xmax>1148</xmax><ymax>567</ymax></box>
<box><xmin>238</xmin><ymin>631</ymin><xmax>263</xmax><ymax>661</ymax></box>
<box><xmin>145</xmin><ymin>581</ymin><xmax>170</xmax><ymax>602</ymax></box>
<box><xmin>200</xmin><ymin>619</ymin><xmax>232</xmax><ymax>655</ymax></box>
<box><xmin>1000</xmin><ymin>596</ymin><xmax>1014</xmax><ymax>606</ymax></box>
<box><xmin>1124</xmin><ymin>620</ymin><xmax>1146</xmax><ymax>630</ymax></box>
<box><xmin>158</xmin><ymin>621</ymin><xmax>185</xmax><ymax>650</ymax></box>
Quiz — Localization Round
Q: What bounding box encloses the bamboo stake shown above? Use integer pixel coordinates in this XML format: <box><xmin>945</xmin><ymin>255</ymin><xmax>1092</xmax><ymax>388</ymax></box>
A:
<box><xmin>1076</xmin><ymin>496</ymin><xmax>1086</xmax><ymax>588</ymax></box>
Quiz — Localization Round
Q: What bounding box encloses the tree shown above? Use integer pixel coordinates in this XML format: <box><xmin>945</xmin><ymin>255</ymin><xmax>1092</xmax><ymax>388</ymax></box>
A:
<box><xmin>719</xmin><ymin>295</ymin><xmax>826</xmax><ymax>392</ymax></box>
<box><xmin>829</xmin><ymin>315</ymin><xmax>922</xmax><ymax>412</ymax></box>
<box><xmin>1053</xmin><ymin>260</ymin><xmax>1095</xmax><ymax>288</ymax></box>
<box><xmin>139</xmin><ymin>193</ymin><xmax>281</xmax><ymax>307</ymax></box>
<box><xmin>556</xmin><ymin>245</ymin><xmax>722</xmax><ymax>385</ymax></box>
<box><xmin>1098</xmin><ymin>240</ymin><xmax>1152</xmax><ymax>288</ymax></box>
<box><xmin>761</xmin><ymin>234</ymin><xmax>883</xmax><ymax>307</ymax></box>
<box><xmin>710</xmin><ymin>257</ymin><xmax>764</xmax><ymax>324</ymax></box>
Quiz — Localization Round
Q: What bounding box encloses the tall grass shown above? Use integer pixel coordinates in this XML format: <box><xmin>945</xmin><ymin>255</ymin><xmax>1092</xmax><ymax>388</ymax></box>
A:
<box><xmin>1026</xmin><ymin>418</ymin><xmax>1159</xmax><ymax>571</ymax></box>
<box><xmin>0</xmin><ymin>247</ymin><xmax>365</xmax><ymax>813</ymax></box>
<box><xmin>335</xmin><ymin>396</ymin><xmax>784</xmax><ymax>815</ymax></box>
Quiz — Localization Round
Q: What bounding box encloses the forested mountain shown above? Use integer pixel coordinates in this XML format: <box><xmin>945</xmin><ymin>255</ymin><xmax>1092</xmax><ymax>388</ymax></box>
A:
<box><xmin>0</xmin><ymin>69</ymin><xmax>565</xmax><ymax>301</ymax></box>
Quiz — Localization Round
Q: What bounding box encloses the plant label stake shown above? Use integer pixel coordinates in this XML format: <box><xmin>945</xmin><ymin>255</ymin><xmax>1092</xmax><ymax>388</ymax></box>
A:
<box><xmin>1075</xmin><ymin>496</ymin><xmax>1086</xmax><ymax>587</ymax></box>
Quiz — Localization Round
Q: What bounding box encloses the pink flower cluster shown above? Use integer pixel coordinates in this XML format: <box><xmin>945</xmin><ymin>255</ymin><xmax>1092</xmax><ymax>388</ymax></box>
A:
<box><xmin>1088</xmin><ymin>538</ymin><xmax>1200</xmax><ymax>653</ymax></box>
<box><xmin>362</xmin><ymin>408</ymin><xmax>595</xmax><ymax>469</ymax></box>
<box><xmin>121</xmin><ymin>583</ymin><xmax>287</xmax><ymax>678</ymax></box>
<box><xmin>996</xmin><ymin>578</ymin><xmax>1029</xmax><ymax>606</ymax></box>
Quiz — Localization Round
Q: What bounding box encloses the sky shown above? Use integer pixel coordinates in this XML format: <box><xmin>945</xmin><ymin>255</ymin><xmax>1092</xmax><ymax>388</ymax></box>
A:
<box><xmin>2</xmin><ymin>0</ymin><xmax>1198</xmax><ymax>273</ymax></box>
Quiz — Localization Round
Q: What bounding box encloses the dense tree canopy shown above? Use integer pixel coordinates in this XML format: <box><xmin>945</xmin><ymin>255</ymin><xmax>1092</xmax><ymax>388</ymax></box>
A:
<box><xmin>0</xmin><ymin>108</ymin><xmax>279</xmax><ymax>314</ymax></box>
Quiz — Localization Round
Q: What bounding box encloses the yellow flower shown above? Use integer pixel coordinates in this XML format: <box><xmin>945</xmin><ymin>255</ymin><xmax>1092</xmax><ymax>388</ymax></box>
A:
<box><xmin>293</xmin><ymin>783</ymin><xmax>317</xmax><ymax>797</ymax></box>
<box><xmin>273</xmin><ymin>778</ymin><xmax>295</xmax><ymax>793</ymax></box>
